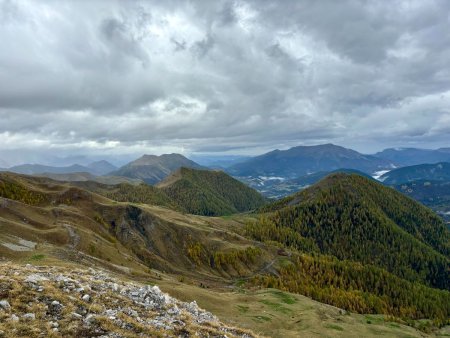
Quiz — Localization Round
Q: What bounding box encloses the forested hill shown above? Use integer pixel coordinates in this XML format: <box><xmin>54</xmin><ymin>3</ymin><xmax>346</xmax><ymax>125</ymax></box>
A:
<box><xmin>254</xmin><ymin>173</ymin><xmax>450</xmax><ymax>290</ymax></box>
<box><xmin>157</xmin><ymin>167</ymin><xmax>267</xmax><ymax>216</ymax></box>
<box><xmin>380</xmin><ymin>162</ymin><xmax>450</xmax><ymax>184</ymax></box>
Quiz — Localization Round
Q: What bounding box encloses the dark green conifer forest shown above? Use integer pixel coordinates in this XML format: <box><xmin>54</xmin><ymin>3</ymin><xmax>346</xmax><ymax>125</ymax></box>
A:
<box><xmin>244</xmin><ymin>174</ymin><xmax>450</xmax><ymax>323</ymax></box>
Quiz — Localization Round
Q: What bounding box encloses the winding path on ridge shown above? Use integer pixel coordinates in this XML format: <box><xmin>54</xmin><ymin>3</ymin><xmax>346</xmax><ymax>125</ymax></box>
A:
<box><xmin>62</xmin><ymin>223</ymin><xmax>80</xmax><ymax>249</ymax></box>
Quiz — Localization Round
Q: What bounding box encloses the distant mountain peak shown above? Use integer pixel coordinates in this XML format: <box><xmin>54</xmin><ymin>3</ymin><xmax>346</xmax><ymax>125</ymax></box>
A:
<box><xmin>228</xmin><ymin>143</ymin><xmax>393</xmax><ymax>178</ymax></box>
<box><xmin>129</xmin><ymin>153</ymin><xmax>191</xmax><ymax>166</ymax></box>
<box><xmin>88</xmin><ymin>160</ymin><xmax>114</xmax><ymax>166</ymax></box>
<box><xmin>111</xmin><ymin>153</ymin><xmax>203</xmax><ymax>185</ymax></box>
<box><xmin>87</xmin><ymin>160</ymin><xmax>117</xmax><ymax>175</ymax></box>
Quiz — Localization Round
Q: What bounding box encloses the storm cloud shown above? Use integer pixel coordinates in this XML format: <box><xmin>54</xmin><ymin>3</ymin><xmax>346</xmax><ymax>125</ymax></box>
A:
<box><xmin>1</xmin><ymin>0</ymin><xmax>449</xmax><ymax>164</ymax></box>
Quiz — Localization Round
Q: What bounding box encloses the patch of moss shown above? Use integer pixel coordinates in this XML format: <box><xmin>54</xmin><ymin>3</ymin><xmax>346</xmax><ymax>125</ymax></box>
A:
<box><xmin>237</xmin><ymin>305</ymin><xmax>249</xmax><ymax>314</ymax></box>
<box><xmin>266</xmin><ymin>290</ymin><xmax>296</xmax><ymax>305</ymax></box>
<box><xmin>28</xmin><ymin>254</ymin><xmax>45</xmax><ymax>261</ymax></box>
<box><xmin>324</xmin><ymin>324</ymin><xmax>344</xmax><ymax>331</ymax></box>
<box><xmin>259</xmin><ymin>300</ymin><xmax>292</xmax><ymax>315</ymax></box>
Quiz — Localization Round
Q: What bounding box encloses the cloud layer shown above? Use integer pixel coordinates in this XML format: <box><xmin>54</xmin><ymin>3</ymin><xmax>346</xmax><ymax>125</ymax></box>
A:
<box><xmin>1</xmin><ymin>0</ymin><xmax>449</xmax><ymax>164</ymax></box>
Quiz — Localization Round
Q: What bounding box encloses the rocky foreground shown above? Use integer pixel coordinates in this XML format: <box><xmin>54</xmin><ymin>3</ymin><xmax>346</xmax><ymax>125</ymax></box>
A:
<box><xmin>0</xmin><ymin>263</ymin><xmax>257</xmax><ymax>337</ymax></box>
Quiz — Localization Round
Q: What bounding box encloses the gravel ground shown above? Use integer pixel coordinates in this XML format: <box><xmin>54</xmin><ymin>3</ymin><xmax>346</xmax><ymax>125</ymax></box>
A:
<box><xmin>0</xmin><ymin>262</ymin><xmax>257</xmax><ymax>338</ymax></box>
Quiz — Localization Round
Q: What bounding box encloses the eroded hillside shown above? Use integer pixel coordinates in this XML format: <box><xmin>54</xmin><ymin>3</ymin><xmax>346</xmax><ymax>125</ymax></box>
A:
<box><xmin>1</xmin><ymin>172</ymin><xmax>449</xmax><ymax>337</ymax></box>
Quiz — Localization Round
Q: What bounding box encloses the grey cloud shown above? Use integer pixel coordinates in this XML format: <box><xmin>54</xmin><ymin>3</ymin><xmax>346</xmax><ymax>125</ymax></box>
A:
<box><xmin>217</xmin><ymin>1</ymin><xmax>238</xmax><ymax>26</ymax></box>
<box><xmin>192</xmin><ymin>34</ymin><xmax>215</xmax><ymax>58</ymax></box>
<box><xmin>100</xmin><ymin>16</ymin><xmax>150</xmax><ymax>68</ymax></box>
<box><xmin>171</xmin><ymin>38</ymin><xmax>187</xmax><ymax>51</ymax></box>
<box><xmin>0</xmin><ymin>0</ymin><xmax>19</xmax><ymax>23</ymax></box>
<box><xmin>0</xmin><ymin>0</ymin><xmax>449</xmax><ymax>163</ymax></box>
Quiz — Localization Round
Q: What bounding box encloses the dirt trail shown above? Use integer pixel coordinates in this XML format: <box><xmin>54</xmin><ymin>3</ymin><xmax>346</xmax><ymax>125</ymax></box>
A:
<box><xmin>62</xmin><ymin>223</ymin><xmax>80</xmax><ymax>249</ymax></box>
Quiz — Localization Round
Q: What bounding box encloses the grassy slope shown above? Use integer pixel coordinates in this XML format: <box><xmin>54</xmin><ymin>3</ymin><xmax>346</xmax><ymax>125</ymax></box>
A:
<box><xmin>166</xmin><ymin>285</ymin><xmax>437</xmax><ymax>338</ymax></box>
<box><xmin>0</xmin><ymin>172</ymin><xmax>448</xmax><ymax>337</ymax></box>
<box><xmin>72</xmin><ymin>180</ymin><xmax>182</xmax><ymax>211</ymax></box>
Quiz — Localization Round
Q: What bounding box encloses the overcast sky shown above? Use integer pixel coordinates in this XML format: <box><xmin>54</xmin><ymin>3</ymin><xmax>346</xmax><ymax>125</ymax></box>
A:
<box><xmin>1</xmin><ymin>0</ymin><xmax>449</xmax><ymax>165</ymax></box>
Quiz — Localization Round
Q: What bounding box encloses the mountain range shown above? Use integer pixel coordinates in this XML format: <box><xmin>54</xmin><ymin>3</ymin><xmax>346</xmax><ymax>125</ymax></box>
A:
<box><xmin>0</xmin><ymin>160</ymin><xmax>117</xmax><ymax>176</ymax></box>
<box><xmin>374</xmin><ymin>147</ymin><xmax>450</xmax><ymax>166</ymax></box>
<box><xmin>189</xmin><ymin>155</ymin><xmax>251</xmax><ymax>169</ymax></box>
<box><xmin>227</xmin><ymin>144</ymin><xmax>394</xmax><ymax>178</ymax></box>
<box><xmin>4</xmin><ymin>145</ymin><xmax>450</xmax><ymax>222</ymax></box>
<box><xmin>3</xmin><ymin>143</ymin><xmax>450</xmax><ymax>186</ymax></box>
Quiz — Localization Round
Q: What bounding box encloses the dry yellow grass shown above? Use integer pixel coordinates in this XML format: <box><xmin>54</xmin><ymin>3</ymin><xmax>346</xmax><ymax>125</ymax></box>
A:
<box><xmin>1</xmin><ymin>173</ymin><xmax>448</xmax><ymax>337</ymax></box>
<box><xmin>0</xmin><ymin>262</ymin><xmax>259</xmax><ymax>338</ymax></box>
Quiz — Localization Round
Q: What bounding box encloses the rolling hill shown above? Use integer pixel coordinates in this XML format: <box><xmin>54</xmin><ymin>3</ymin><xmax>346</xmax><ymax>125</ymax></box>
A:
<box><xmin>379</xmin><ymin>162</ymin><xmax>450</xmax><ymax>184</ymax></box>
<box><xmin>111</xmin><ymin>153</ymin><xmax>204</xmax><ymax>185</ymax></box>
<box><xmin>375</xmin><ymin>148</ymin><xmax>450</xmax><ymax>166</ymax></box>
<box><xmin>255</xmin><ymin>173</ymin><xmax>449</xmax><ymax>289</ymax></box>
<box><xmin>157</xmin><ymin>167</ymin><xmax>267</xmax><ymax>216</ymax></box>
<box><xmin>0</xmin><ymin>171</ymin><xmax>449</xmax><ymax>335</ymax></box>
<box><xmin>228</xmin><ymin>144</ymin><xmax>394</xmax><ymax>178</ymax></box>
<box><xmin>34</xmin><ymin>172</ymin><xmax>142</xmax><ymax>185</ymax></box>
<box><xmin>0</xmin><ymin>171</ymin><xmax>266</xmax><ymax>279</ymax></box>
<box><xmin>73</xmin><ymin>180</ymin><xmax>181</xmax><ymax>211</ymax></box>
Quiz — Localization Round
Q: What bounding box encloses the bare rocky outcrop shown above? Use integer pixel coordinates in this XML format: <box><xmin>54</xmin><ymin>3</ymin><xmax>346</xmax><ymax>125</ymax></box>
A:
<box><xmin>0</xmin><ymin>262</ymin><xmax>257</xmax><ymax>337</ymax></box>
